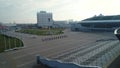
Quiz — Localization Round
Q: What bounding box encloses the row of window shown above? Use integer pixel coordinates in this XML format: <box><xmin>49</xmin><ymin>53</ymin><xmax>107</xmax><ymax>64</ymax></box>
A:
<box><xmin>81</xmin><ymin>22</ymin><xmax>120</xmax><ymax>28</ymax></box>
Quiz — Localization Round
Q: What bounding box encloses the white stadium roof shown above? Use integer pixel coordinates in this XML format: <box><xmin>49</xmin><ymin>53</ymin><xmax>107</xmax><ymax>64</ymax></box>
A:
<box><xmin>79</xmin><ymin>20</ymin><xmax>120</xmax><ymax>23</ymax></box>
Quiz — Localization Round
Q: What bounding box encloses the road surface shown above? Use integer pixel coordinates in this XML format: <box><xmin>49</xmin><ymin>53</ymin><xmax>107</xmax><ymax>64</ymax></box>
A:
<box><xmin>0</xmin><ymin>30</ymin><xmax>119</xmax><ymax>68</ymax></box>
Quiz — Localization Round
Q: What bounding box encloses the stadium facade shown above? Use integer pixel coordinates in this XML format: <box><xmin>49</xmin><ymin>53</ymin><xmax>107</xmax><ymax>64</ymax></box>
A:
<box><xmin>71</xmin><ymin>15</ymin><xmax>120</xmax><ymax>31</ymax></box>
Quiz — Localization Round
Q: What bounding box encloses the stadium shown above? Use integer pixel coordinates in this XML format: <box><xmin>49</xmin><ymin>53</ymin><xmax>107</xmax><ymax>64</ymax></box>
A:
<box><xmin>1</xmin><ymin>14</ymin><xmax>120</xmax><ymax>68</ymax></box>
<box><xmin>71</xmin><ymin>15</ymin><xmax>120</xmax><ymax>31</ymax></box>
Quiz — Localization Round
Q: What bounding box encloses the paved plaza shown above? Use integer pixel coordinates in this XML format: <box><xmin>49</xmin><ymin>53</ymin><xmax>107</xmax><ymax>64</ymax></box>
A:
<box><xmin>0</xmin><ymin>29</ymin><xmax>120</xmax><ymax>68</ymax></box>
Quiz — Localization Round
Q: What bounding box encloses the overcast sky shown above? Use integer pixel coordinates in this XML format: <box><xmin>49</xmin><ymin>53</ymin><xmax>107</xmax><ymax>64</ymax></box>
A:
<box><xmin>0</xmin><ymin>0</ymin><xmax>120</xmax><ymax>23</ymax></box>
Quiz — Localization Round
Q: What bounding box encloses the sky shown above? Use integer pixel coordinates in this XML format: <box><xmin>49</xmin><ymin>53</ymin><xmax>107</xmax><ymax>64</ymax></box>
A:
<box><xmin>0</xmin><ymin>0</ymin><xmax>120</xmax><ymax>23</ymax></box>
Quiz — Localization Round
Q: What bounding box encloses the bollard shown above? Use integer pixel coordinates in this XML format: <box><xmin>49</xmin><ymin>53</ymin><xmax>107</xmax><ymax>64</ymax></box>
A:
<box><xmin>53</xmin><ymin>37</ymin><xmax>55</xmax><ymax>39</ymax></box>
<box><xmin>47</xmin><ymin>38</ymin><xmax>49</xmax><ymax>41</ymax></box>
<box><xmin>51</xmin><ymin>37</ymin><xmax>53</xmax><ymax>40</ymax></box>
<box><xmin>49</xmin><ymin>38</ymin><xmax>52</xmax><ymax>40</ymax></box>
<box><xmin>42</xmin><ymin>39</ymin><xmax>44</xmax><ymax>42</ymax></box>
<box><xmin>59</xmin><ymin>36</ymin><xmax>61</xmax><ymax>39</ymax></box>
<box><xmin>58</xmin><ymin>36</ymin><xmax>60</xmax><ymax>39</ymax></box>
<box><xmin>36</xmin><ymin>55</ymin><xmax>40</xmax><ymax>64</ymax></box>
<box><xmin>55</xmin><ymin>37</ymin><xmax>57</xmax><ymax>39</ymax></box>
<box><xmin>45</xmin><ymin>38</ymin><xmax>48</xmax><ymax>41</ymax></box>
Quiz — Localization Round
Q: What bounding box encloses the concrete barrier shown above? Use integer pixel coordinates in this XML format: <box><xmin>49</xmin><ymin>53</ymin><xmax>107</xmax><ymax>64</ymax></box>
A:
<box><xmin>36</xmin><ymin>55</ymin><xmax>101</xmax><ymax>68</ymax></box>
<box><xmin>41</xmin><ymin>35</ymin><xmax>68</xmax><ymax>42</ymax></box>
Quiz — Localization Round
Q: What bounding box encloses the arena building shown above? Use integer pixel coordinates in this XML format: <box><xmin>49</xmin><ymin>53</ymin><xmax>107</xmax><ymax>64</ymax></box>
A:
<box><xmin>71</xmin><ymin>15</ymin><xmax>120</xmax><ymax>31</ymax></box>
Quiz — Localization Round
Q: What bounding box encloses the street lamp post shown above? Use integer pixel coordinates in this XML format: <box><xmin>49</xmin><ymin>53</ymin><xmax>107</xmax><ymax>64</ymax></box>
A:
<box><xmin>4</xmin><ymin>35</ymin><xmax>7</xmax><ymax>50</ymax></box>
<box><xmin>14</xmin><ymin>38</ymin><xmax>17</xmax><ymax>48</ymax></box>
<box><xmin>8</xmin><ymin>37</ymin><xmax>11</xmax><ymax>50</ymax></box>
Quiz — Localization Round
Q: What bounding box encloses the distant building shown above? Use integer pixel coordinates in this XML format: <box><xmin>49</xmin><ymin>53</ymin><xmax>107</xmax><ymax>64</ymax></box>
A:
<box><xmin>0</xmin><ymin>23</ymin><xmax>8</xmax><ymax>32</ymax></box>
<box><xmin>16</xmin><ymin>24</ymin><xmax>36</xmax><ymax>29</ymax></box>
<box><xmin>37</xmin><ymin>11</ymin><xmax>53</xmax><ymax>28</ymax></box>
<box><xmin>53</xmin><ymin>21</ymin><xmax>70</xmax><ymax>28</ymax></box>
<box><xmin>3</xmin><ymin>23</ymin><xmax>17</xmax><ymax>30</ymax></box>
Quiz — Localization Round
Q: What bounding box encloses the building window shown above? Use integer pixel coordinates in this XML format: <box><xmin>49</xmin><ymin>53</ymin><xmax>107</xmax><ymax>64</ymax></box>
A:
<box><xmin>48</xmin><ymin>18</ymin><xmax>50</xmax><ymax>22</ymax></box>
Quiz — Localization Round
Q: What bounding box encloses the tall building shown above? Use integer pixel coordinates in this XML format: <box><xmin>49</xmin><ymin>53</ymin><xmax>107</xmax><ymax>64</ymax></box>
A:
<box><xmin>37</xmin><ymin>11</ymin><xmax>53</xmax><ymax>28</ymax></box>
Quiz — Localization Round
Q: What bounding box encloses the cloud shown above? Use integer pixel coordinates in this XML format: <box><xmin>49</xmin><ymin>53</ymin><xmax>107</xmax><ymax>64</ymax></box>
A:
<box><xmin>0</xmin><ymin>0</ymin><xmax>120</xmax><ymax>23</ymax></box>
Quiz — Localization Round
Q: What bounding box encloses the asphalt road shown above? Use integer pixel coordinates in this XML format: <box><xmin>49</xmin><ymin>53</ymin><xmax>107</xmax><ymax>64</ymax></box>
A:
<box><xmin>0</xmin><ymin>29</ymin><xmax>119</xmax><ymax>68</ymax></box>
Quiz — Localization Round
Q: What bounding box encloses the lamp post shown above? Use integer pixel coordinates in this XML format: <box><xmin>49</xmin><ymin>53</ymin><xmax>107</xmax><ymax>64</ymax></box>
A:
<box><xmin>8</xmin><ymin>37</ymin><xmax>11</xmax><ymax>50</ymax></box>
<box><xmin>4</xmin><ymin>35</ymin><xmax>7</xmax><ymax>50</ymax></box>
<box><xmin>14</xmin><ymin>37</ymin><xmax>17</xmax><ymax>48</ymax></box>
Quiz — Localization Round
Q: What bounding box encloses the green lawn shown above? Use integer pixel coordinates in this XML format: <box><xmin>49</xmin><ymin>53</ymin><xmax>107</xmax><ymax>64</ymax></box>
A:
<box><xmin>16</xmin><ymin>28</ymin><xmax>64</xmax><ymax>35</ymax></box>
<box><xmin>0</xmin><ymin>34</ymin><xmax>23</xmax><ymax>53</ymax></box>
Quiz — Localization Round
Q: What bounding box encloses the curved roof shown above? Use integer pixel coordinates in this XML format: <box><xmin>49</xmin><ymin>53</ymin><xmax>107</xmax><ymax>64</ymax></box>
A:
<box><xmin>83</xmin><ymin>15</ymin><xmax>120</xmax><ymax>21</ymax></box>
<box><xmin>79</xmin><ymin>20</ymin><xmax>120</xmax><ymax>23</ymax></box>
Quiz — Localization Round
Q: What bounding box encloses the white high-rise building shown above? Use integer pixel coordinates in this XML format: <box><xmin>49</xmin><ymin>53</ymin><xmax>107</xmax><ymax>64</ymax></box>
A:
<box><xmin>37</xmin><ymin>11</ymin><xmax>53</xmax><ymax>28</ymax></box>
